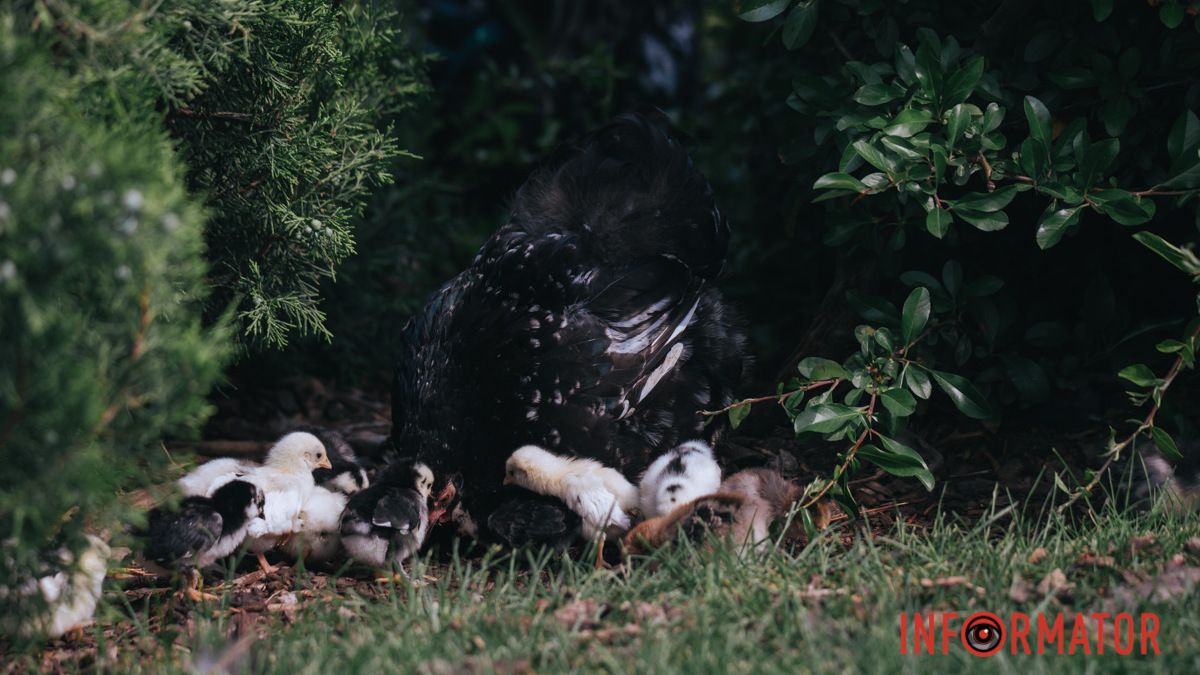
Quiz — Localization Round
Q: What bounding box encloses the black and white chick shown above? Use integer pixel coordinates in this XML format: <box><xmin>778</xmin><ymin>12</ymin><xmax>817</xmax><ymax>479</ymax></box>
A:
<box><xmin>390</xmin><ymin>113</ymin><xmax>748</xmax><ymax>547</ymax></box>
<box><xmin>300</xmin><ymin>425</ymin><xmax>371</xmax><ymax>495</ymax></box>
<box><xmin>243</xmin><ymin>432</ymin><xmax>332</xmax><ymax>573</ymax></box>
<box><xmin>638</xmin><ymin>440</ymin><xmax>722</xmax><ymax>518</ymax></box>
<box><xmin>144</xmin><ymin>479</ymin><xmax>264</xmax><ymax>600</ymax></box>
<box><xmin>340</xmin><ymin>460</ymin><xmax>434</xmax><ymax>578</ymax></box>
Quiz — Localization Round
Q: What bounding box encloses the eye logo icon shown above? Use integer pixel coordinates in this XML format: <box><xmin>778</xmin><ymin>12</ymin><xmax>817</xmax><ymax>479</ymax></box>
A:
<box><xmin>962</xmin><ymin>612</ymin><xmax>1004</xmax><ymax>656</ymax></box>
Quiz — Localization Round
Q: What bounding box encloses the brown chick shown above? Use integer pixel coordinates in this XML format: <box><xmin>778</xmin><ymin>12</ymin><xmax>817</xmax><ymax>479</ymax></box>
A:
<box><xmin>623</xmin><ymin>468</ymin><xmax>834</xmax><ymax>556</ymax></box>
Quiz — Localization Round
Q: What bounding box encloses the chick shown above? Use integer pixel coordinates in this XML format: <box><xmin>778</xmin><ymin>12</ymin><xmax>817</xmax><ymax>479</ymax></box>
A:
<box><xmin>243</xmin><ymin>432</ymin><xmax>331</xmax><ymax>573</ymax></box>
<box><xmin>301</xmin><ymin>425</ymin><xmax>371</xmax><ymax>495</ymax></box>
<box><xmin>177</xmin><ymin>457</ymin><xmax>255</xmax><ymax>497</ymax></box>
<box><xmin>625</xmin><ymin>468</ymin><xmax>828</xmax><ymax>556</ymax></box>
<box><xmin>277</xmin><ymin>485</ymin><xmax>348</xmax><ymax>565</ymax></box>
<box><xmin>504</xmin><ymin>445</ymin><xmax>639</xmax><ymax>540</ymax></box>
<box><xmin>340</xmin><ymin>460</ymin><xmax>434</xmax><ymax>579</ymax></box>
<box><xmin>0</xmin><ymin>535</ymin><xmax>111</xmax><ymax>639</ymax></box>
<box><xmin>639</xmin><ymin>440</ymin><xmax>722</xmax><ymax>518</ymax></box>
<box><xmin>145</xmin><ymin>480</ymin><xmax>264</xmax><ymax>600</ymax></box>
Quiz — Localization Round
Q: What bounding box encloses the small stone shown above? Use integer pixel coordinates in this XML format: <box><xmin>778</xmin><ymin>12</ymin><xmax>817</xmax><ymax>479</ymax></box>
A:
<box><xmin>0</xmin><ymin>168</ymin><xmax>15</xmax><ymax>185</ymax></box>
<box><xmin>115</xmin><ymin>265</ymin><xmax>132</xmax><ymax>280</ymax></box>
<box><xmin>60</xmin><ymin>175</ymin><xmax>76</xmax><ymax>190</ymax></box>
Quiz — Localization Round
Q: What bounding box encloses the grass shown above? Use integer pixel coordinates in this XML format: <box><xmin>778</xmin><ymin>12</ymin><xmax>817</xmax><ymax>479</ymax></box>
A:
<box><xmin>12</xmin><ymin>487</ymin><xmax>1200</xmax><ymax>673</ymax></box>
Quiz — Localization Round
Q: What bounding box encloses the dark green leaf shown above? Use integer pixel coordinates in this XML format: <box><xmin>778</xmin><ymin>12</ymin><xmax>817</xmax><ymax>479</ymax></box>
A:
<box><xmin>729</xmin><ymin>403</ymin><xmax>751</xmax><ymax>430</ymax></box>
<box><xmin>814</xmin><ymin>172</ymin><xmax>868</xmax><ymax>192</ymax></box>
<box><xmin>905</xmin><ymin>366</ymin><xmax>932</xmax><ymax>399</ymax></box>
<box><xmin>793</xmin><ymin>403</ymin><xmax>863</xmax><ymax>435</ymax></box>
<box><xmin>1035</xmin><ymin>205</ymin><xmax>1083</xmax><ymax>249</ymax></box>
<box><xmin>1162</xmin><ymin>148</ymin><xmax>1200</xmax><ymax>189</ymax></box>
<box><xmin>846</xmin><ymin>291</ymin><xmax>900</xmax><ymax>324</ymax></box>
<box><xmin>1133</xmin><ymin>231</ymin><xmax>1200</xmax><ymax>274</ymax></box>
<box><xmin>954</xmin><ymin>185</ymin><xmax>1019</xmax><ymax>212</ymax></box>
<box><xmin>901</xmin><ymin>287</ymin><xmax>931</xmax><ymax>343</ymax></box>
<box><xmin>880</xmin><ymin>388</ymin><xmax>917</xmax><ymax>416</ymax></box>
<box><xmin>945</xmin><ymin>103</ymin><xmax>969</xmax><ymax>147</ymax></box>
<box><xmin>1023</xmin><ymin>96</ymin><xmax>1052</xmax><ymax>151</ymax></box>
<box><xmin>963</xmin><ymin>275</ymin><xmax>1004</xmax><ymax>298</ymax></box>
<box><xmin>1151</xmin><ymin>427</ymin><xmax>1183</xmax><ymax>461</ymax></box>
<box><xmin>782</xmin><ymin>2</ymin><xmax>819</xmax><ymax>49</ymax></box>
<box><xmin>942</xmin><ymin>260</ymin><xmax>963</xmax><ymax>298</ymax></box>
<box><xmin>955</xmin><ymin>207</ymin><xmax>1009</xmax><ymax>232</ymax></box>
<box><xmin>930</xmin><ymin>369</ymin><xmax>993</xmax><ymax>419</ymax></box>
<box><xmin>854</xmin><ymin>82</ymin><xmax>906</xmax><ymax>106</ymax></box>
<box><xmin>944</xmin><ymin>56</ymin><xmax>984</xmax><ymax>106</ymax></box>
<box><xmin>798</xmin><ymin>357</ymin><xmax>850</xmax><ymax>380</ymax></box>
<box><xmin>1002</xmin><ymin>354</ymin><xmax>1050</xmax><ymax>402</ymax></box>
<box><xmin>1167</xmin><ymin>110</ymin><xmax>1200</xmax><ymax>161</ymax></box>
<box><xmin>885</xmin><ymin>110</ymin><xmax>933</xmax><ymax>138</ymax></box>
<box><xmin>895</xmin><ymin>44</ymin><xmax>917</xmax><ymax>85</ymax></box>
<box><xmin>1161</xmin><ymin>2</ymin><xmax>1186</xmax><ymax>28</ymax></box>
<box><xmin>900</xmin><ymin>270</ymin><xmax>942</xmax><ymax>292</ymax></box>
<box><xmin>982</xmin><ymin>102</ymin><xmax>1004</xmax><ymax>133</ymax></box>
<box><xmin>738</xmin><ymin>0</ymin><xmax>792</xmax><ymax>23</ymax></box>
<box><xmin>877</xmin><ymin>435</ymin><xmax>936</xmax><ymax>490</ymax></box>
<box><xmin>1098</xmin><ymin>195</ymin><xmax>1155</xmax><ymax>226</ymax></box>
<box><xmin>1117</xmin><ymin>363</ymin><xmax>1156</xmax><ymax>387</ymax></box>
<box><xmin>1092</xmin><ymin>0</ymin><xmax>1113</xmax><ymax>21</ymax></box>
<box><xmin>925</xmin><ymin>207</ymin><xmax>951</xmax><ymax>238</ymax></box>
<box><xmin>852</xmin><ymin>140</ymin><xmax>896</xmax><ymax>174</ymax></box>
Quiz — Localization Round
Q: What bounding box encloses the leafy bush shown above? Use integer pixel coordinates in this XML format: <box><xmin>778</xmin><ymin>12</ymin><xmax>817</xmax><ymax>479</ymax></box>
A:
<box><xmin>719</xmin><ymin>0</ymin><xmax>1200</xmax><ymax>509</ymax></box>
<box><xmin>25</xmin><ymin>0</ymin><xmax>427</xmax><ymax>350</ymax></box>
<box><xmin>0</xmin><ymin>16</ymin><xmax>226</xmax><ymax>619</ymax></box>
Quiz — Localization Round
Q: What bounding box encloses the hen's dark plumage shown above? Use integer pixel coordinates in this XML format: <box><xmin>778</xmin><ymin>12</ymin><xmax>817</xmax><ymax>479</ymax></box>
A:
<box><xmin>392</xmin><ymin>113</ymin><xmax>746</xmax><ymax>545</ymax></box>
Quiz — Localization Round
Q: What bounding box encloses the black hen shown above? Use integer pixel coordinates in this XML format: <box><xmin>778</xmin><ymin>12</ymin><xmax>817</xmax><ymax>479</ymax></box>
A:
<box><xmin>392</xmin><ymin>113</ymin><xmax>746</xmax><ymax>546</ymax></box>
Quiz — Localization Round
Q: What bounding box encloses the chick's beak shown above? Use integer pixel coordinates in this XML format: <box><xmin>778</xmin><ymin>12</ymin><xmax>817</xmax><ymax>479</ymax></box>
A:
<box><xmin>502</xmin><ymin>475</ymin><xmax>513</xmax><ymax>486</ymax></box>
<box><xmin>427</xmin><ymin>477</ymin><xmax>460</xmax><ymax>526</ymax></box>
<box><xmin>317</xmin><ymin>457</ymin><xmax>332</xmax><ymax>469</ymax></box>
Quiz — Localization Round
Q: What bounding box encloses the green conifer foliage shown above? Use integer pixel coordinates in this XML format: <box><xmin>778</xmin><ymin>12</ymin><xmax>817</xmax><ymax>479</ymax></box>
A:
<box><xmin>29</xmin><ymin>0</ymin><xmax>426</xmax><ymax>349</ymax></box>
<box><xmin>0</xmin><ymin>17</ymin><xmax>227</xmax><ymax>617</ymax></box>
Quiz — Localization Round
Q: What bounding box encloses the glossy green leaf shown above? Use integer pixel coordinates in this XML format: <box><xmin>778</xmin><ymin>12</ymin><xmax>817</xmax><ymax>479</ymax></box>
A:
<box><xmin>793</xmin><ymin>403</ymin><xmax>863</xmax><ymax>435</ymax></box>
<box><xmin>782</xmin><ymin>2</ymin><xmax>819</xmax><ymax>49</ymax></box>
<box><xmin>1023</xmin><ymin>96</ymin><xmax>1052</xmax><ymax>151</ymax></box>
<box><xmin>854</xmin><ymin>82</ymin><xmax>906</xmax><ymax>106</ymax></box>
<box><xmin>738</xmin><ymin>0</ymin><xmax>792</xmax><ymax>23</ymax></box>
<box><xmin>1035</xmin><ymin>205</ymin><xmax>1083</xmax><ymax>249</ymax></box>
<box><xmin>945</xmin><ymin>103</ymin><xmax>969</xmax><ymax>147</ymax></box>
<box><xmin>905</xmin><ymin>366</ymin><xmax>932</xmax><ymax>399</ymax></box>
<box><xmin>930</xmin><ymin>369</ymin><xmax>993</xmax><ymax>419</ymax></box>
<box><xmin>1151</xmin><ymin>427</ymin><xmax>1183</xmax><ymax>461</ymax></box>
<box><xmin>954</xmin><ymin>185</ymin><xmax>1018</xmax><ymax>213</ymax></box>
<box><xmin>1117</xmin><ymin>363</ymin><xmax>1156</xmax><ymax>387</ymax></box>
<box><xmin>944</xmin><ymin>55</ymin><xmax>984</xmax><ymax>106</ymax></box>
<box><xmin>1161</xmin><ymin>2</ymin><xmax>1186</xmax><ymax>28</ymax></box>
<box><xmin>880</xmin><ymin>388</ymin><xmax>917</xmax><ymax>416</ymax></box>
<box><xmin>814</xmin><ymin>172</ymin><xmax>868</xmax><ymax>191</ymax></box>
<box><xmin>1092</xmin><ymin>0</ymin><xmax>1113</xmax><ymax>21</ymax></box>
<box><xmin>955</xmin><ymin>207</ymin><xmax>1009</xmax><ymax>232</ymax></box>
<box><xmin>798</xmin><ymin>356</ymin><xmax>850</xmax><ymax>380</ymax></box>
<box><xmin>728</xmin><ymin>402</ymin><xmax>752</xmax><ymax>429</ymax></box>
<box><xmin>1133</xmin><ymin>231</ymin><xmax>1200</xmax><ymax>274</ymax></box>
<box><xmin>1167</xmin><ymin>110</ymin><xmax>1200</xmax><ymax>161</ymax></box>
<box><xmin>876</xmin><ymin>435</ymin><xmax>936</xmax><ymax>490</ymax></box>
<box><xmin>901</xmin><ymin>287</ymin><xmax>931</xmax><ymax>343</ymax></box>
<box><xmin>925</xmin><ymin>207</ymin><xmax>951</xmax><ymax>238</ymax></box>
<box><xmin>852</xmin><ymin>140</ymin><xmax>895</xmax><ymax>174</ymax></box>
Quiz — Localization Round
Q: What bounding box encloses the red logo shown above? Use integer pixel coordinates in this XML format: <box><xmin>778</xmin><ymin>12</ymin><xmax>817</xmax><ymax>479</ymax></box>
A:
<box><xmin>899</xmin><ymin>611</ymin><xmax>1161</xmax><ymax>656</ymax></box>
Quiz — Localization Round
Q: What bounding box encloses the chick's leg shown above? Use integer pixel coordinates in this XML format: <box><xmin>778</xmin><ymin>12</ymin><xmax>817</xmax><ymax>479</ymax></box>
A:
<box><xmin>255</xmin><ymin>551</ymin><xmax>276</xmax><ymax>575</ymax></box>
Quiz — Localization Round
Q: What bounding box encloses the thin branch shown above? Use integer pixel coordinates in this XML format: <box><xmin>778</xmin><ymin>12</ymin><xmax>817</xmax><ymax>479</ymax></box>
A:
<box><xmin>700</xmin><ymin>379</ymin><xmax>839</xmax><ymax>417</ymax></box>
<box><xmin>1056</xmin><ymin>321</ymin><xmax>1200</xmax><ymax>512</ymax></box>
<box><xmin>799</xmin><ymin>392</ymin><xmax>878</xmax><ymax>509</ymax></box>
